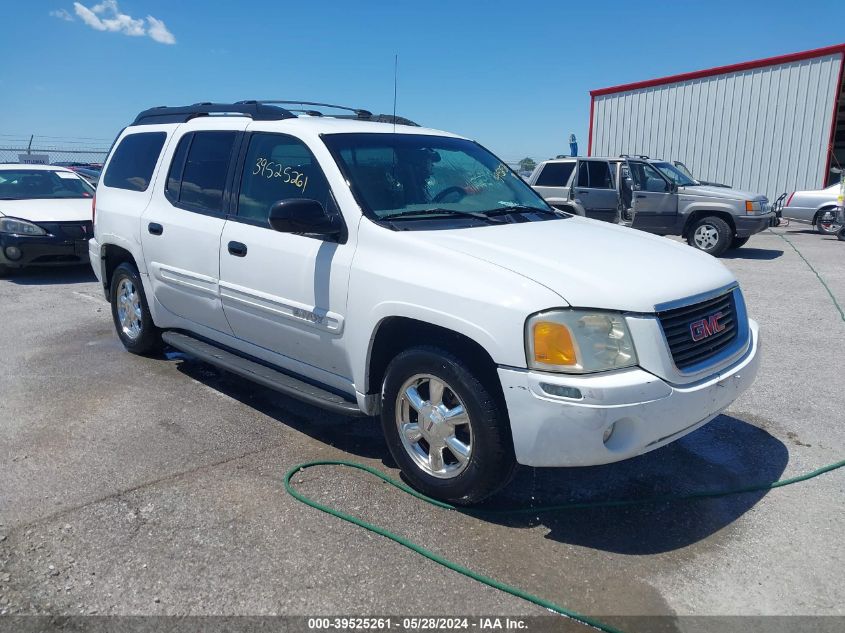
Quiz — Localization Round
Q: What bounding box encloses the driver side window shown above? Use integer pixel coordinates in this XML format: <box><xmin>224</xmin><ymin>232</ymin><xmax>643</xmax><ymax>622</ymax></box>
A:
<box><xmin>237</xmin><ymin>133</ymin><xmax>332</xmax><ymax>223</ymax></box>
<box><xmin>630</xmin><ymin>162</ymin><xmax>670</xmax><ymax>193</ymax></box>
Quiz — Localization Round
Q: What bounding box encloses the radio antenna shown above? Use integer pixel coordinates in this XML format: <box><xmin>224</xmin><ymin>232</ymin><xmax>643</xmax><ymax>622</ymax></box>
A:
<box><xmin>393</xmin><ymin>54</ymin><xmax>398</xmax><ymax>133</ymax></box>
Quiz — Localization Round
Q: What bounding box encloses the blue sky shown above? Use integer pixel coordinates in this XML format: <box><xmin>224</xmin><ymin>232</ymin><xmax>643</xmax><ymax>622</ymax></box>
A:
<box><xmin>1</xmin><ymin>1</ymin><xmax>842</xmax><ymax>162</ymax></box>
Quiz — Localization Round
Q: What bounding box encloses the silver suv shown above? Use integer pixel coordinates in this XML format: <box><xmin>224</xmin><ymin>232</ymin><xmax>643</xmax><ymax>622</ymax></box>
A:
<box><xmin>527</xmin><ymin>156</ymin><xmax>774</xmax><ymax>256</ymax></box>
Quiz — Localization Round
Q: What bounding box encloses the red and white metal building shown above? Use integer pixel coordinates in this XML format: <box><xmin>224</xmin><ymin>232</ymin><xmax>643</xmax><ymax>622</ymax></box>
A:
<box><xmin>588</xmin><ymin>44</ymin><xmax>845</xmax><ymax>201</ymax></box>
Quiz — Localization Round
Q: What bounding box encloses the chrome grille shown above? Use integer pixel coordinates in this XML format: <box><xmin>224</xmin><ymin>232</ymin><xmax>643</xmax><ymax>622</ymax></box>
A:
<box><xmin>658</xmin><ymin>290</ymin><xmax>738</xmax><ymax>370</ymax></box>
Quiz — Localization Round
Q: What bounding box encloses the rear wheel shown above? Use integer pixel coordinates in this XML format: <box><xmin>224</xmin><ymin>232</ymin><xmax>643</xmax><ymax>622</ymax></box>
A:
<box><xmin>380</xmin><ymin>346</ymin><xmax>516</xmax><ymax>505</ymax></box>
<box><xmin>687</xmin><ymin>216</ymin><xmax>732</xmax><ymax>256</ymax></box>
<box><xmin>729</xmin><ymin>236</ymin><xmax>750</xmax><ymax>249</ymax></box>
<box><xmin>816</xmin><ymin>209</ymin><xmax>842</xmax><ymax>235</ymax></box>
<box><xmin>110</xmin><ymin>262</ymin><xmax>161</xmax><ymax>355</ymax></box>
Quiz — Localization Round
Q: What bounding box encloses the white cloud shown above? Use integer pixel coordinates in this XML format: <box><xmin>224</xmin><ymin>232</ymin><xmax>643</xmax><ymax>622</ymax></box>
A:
<box><xmin>70</xmin><ymin>1</ymin><xmax>175</xmax><ymax>44</ymax></box>
<box><xmin>146</xmin><ymin>16</ymin><xmax>176</xmax><ymax>45</ymax></box>
<box><xmin>49</xmin><ymin>8</ymin><xmax>75</xmax><ymax>21</ymax></box>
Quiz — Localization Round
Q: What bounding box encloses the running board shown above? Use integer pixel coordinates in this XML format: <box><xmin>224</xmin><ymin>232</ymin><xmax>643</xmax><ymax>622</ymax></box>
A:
<box><xmin>162</xmin><ymin>331</ymin><xmax>365</xmax><ymax>417</ymax></box>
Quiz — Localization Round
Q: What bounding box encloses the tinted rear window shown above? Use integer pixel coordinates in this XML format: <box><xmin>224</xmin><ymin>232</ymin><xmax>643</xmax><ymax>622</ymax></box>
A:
<box><xmin>103</xmin><ymin>132</ymin><xmax>166</xmax><ymax>192</ymax></box>
<box><xmin>178</xmin><ymin>131</ymin><xmax>237</xmax><ymax>213</ymax></box>
<box><xmin>586</xmin><ymin>161</ymin><xmax>613</xmax><ymax>189</ymax></box>
<box><xmin>535</xmin><ymin>162</ymin><xmax>575</xmax><ymax>187</ymax></box>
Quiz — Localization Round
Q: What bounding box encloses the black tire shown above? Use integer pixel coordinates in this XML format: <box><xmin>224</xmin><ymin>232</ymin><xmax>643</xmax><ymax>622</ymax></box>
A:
<box><xmin>729</xmin><ymin>236</ymin><xmax>750</xmax><ymax>249</ymax></box>
<box><xmin>838</xmin><ymin>227</ymin><xmax>845</xmax><ymax>242</ymax></box>
<box><xmin>687</xmin><ymin>216</ymin><xmax>732</xmax><ymax>257</ymax></box>
<box><xmin>380</xmin><ymin>346</ymin><xmax>516</xmax><ymax>505</ymax></box>
<box><xmin>0</xmin><ymin>264</ymin><xmax>8</xmax><ymax>278</ymax></box>
<box><xmin>816</xmin><ymin>209</ymin><xmax>842</xmax><ymax>235</ymax></box>
<box><xmin>109</xmin><ymin>262</ymin><xmax>161</xmax><ymax>355</ymax></box>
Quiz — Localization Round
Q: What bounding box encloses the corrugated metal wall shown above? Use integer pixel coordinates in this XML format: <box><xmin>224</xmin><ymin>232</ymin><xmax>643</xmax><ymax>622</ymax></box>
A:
<box><xmin>590</xmin><ymin>53</ymin><xmax>843</xmax><ymax>201</ymax></box>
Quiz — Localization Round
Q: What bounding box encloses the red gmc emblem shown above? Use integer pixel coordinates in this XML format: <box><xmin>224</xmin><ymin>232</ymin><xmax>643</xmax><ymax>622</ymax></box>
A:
<box><xmin>690</xmin><ymin>312</ymin><xmax>726</xmax><ymax>342</ymax></box>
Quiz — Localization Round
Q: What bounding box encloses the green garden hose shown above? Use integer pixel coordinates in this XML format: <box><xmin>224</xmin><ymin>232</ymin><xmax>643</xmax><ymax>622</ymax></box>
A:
<box><xmin>285</xmin><ymin>458</ymin><xmax>844</xmax><ymax>633</ymax></box>
<box><xmin>285</xmin><ymin>231</ymin><xmax>845</xmax><ymax>633</ymax></box>
<box><xmin>772</xmin><ymin>230</ymin><xmax>845</xmax><ymax>323</ymax></box>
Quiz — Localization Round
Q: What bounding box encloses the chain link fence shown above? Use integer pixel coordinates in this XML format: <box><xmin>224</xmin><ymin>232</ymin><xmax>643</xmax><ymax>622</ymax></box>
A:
<box><xmin>0</xmin><ymin>135</ymin><xmax>110</xmax><ymax>167</ymax></box>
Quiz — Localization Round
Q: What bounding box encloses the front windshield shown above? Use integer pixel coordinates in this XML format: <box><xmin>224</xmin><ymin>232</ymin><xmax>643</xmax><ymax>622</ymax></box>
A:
<box><xmin>0</xmin><ymin>169</ymin><xmax>94</xmax><ymax>200</ymax></box>
<box><xmin>653</xmin><ymin>162</ymin><xmax>697</xmax><ymax>186</ymax></box>
<box><xmin>322</xmin><ymin>133</ymin><xmax>551</xmax><ymax>220</ymax></box>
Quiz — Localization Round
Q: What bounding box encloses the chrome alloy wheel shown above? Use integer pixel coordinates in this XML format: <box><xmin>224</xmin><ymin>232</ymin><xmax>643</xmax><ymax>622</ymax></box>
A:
<box><xmin>395</xmin><ymin>374</ymin><xmax>473</xmax><ymax>479</ymax></box>
<box><xmin>818</xmin><ymin>210</ymin><xmax>843</xmax><ymax>235</ymax></box>
<box><xmin>116</xmin><ymin>278</ymin><xmax>143</xmax><ymax>340</ymax></box>
<box><xmin>693</xmin><ymin>223</ymin><xmax>720</xmax><ymax>250</ymax></box>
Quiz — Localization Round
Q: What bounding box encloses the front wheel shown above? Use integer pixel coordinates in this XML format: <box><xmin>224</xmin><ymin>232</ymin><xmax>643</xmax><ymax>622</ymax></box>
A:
<box><xmin>838</xmin><ymin>227</ymin><xmax>845</xmax><ymax>242</ymax></box>
<box><xmin>687</xmin><ymin>216</ymin><xmax>732</xmax><ymax>256</ymax></box>
<box><xmin>380</xmin><ymin>346</ymin><xmax>516</xmax><ymax>505</ymax></box>
<box><xmin>110</xmin><ymin>262</ymin><xmax>161</xmax><ymax>355</ymax></box>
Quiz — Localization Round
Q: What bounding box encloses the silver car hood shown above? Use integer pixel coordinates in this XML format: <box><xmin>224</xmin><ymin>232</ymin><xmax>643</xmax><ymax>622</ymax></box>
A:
<box><xmin>679</xmin><ymin>184</ymin><xmax>766</xmax><ymax>201</ymax></box>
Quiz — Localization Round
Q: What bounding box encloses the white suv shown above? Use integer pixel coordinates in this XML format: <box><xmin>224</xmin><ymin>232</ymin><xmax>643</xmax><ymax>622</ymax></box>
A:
<box><xmin>91</xmin><ymin>101</ymin><xmax>760</xmax><ymax>504</ymax></box>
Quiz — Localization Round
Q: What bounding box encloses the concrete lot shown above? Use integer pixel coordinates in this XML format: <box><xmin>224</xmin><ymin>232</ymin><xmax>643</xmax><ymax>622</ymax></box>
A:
<box><xmin>1</xmin><ymin>226</ymin><xmax>843</xmax><ymax>630</ymax></box>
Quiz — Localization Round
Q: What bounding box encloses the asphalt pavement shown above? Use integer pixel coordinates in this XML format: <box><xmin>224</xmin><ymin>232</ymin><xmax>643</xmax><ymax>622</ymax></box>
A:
<box><xmin>1</xmin><ymin>226</ymin><xmax>843</xmax><ymax>631</ymax></box>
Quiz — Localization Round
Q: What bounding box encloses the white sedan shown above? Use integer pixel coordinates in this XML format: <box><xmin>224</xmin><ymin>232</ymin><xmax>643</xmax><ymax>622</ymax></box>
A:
<box><xmin>782</xmin><ymin>182</ymin><xmax>842</xmax><ymax>235</ymax></box>
<box><xmin>0</xmin><ymin>164</ymin><xmax>95</xmax><ymax>276</ymax></box>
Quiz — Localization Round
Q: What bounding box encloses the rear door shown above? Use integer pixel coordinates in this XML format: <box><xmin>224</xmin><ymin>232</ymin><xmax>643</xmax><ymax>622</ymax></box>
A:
<box><xmin>140</xmin><ymin>122</ymin><xmax>247</xmax><ymax>334</ymax></box>
<box><xmin>627</xmin><ymin>160</ymin><xmax>678</xmax><ymax>232</ymax></box>
<box><xmin>572</xmin><ymin>159</ymin><xmax>619</xmax><ymax>222</ymax></box>
<box><xmin>531</xmin><ymin>161</ymin><xmax>575</xmax><ymax>211</ymax></box>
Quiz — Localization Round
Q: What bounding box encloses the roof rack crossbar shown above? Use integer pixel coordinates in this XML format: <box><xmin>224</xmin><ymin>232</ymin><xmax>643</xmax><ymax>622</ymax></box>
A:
<box><xmin>243</xmin><ymin>100</ymin><xmax>373</xmax><ymax>118</ymax></box>
<box><xmin>132</xmin><ymin>102</ymin><xmax>296</xmax><ymax>125</ymax></box>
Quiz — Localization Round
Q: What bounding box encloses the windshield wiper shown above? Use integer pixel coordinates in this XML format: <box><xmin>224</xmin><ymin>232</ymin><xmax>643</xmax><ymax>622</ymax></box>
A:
<box><xmin>487</xmin><ymin>205</ymin><xmax>559</xmax><ymax>217</ymax></box>
<box><xmin>381</xmin><ymin>208</ymin><xmax>507</xmax><ymax>224</ymax></box>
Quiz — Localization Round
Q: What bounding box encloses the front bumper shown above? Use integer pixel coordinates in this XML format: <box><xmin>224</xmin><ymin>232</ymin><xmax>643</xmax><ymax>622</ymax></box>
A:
<box><xmin>499</xmin><ymin>320</ymin><xmax>760</xmax><ymax>467</ymax></box>
<box><xmin>735</xmin><ymin>212</ymin><xmax>775</xmax><ymax>237</ymax></box>
<box><xmin>0</xmin><ymin>223</ymin><xmax>92</xmax><ymax>268</ymax></box>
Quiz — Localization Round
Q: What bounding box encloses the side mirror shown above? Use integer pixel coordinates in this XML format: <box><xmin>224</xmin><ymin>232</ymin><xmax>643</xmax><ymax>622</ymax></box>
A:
<box><xmin>268</xmin><ymin>199</ymin><xmax>342</xmax><ymax>236</ymax></box>
<box><xmin>668</xmin><ymin>182</ymin><xmax>678</xmax><ymax>193</ymax></box>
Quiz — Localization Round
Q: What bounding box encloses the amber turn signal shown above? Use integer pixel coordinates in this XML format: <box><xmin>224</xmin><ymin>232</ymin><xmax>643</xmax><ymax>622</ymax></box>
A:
<box><xmin>533</xmin><ymin>322</ymin><xmax>577</xmax><ymax>366</ymax></box>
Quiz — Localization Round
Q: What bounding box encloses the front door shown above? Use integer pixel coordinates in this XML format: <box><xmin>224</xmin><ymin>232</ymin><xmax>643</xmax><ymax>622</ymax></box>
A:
<box><xmin>627</xmin><ymin>161</ymin><xmax>678</xmax><ymax>232</ymax></box>
<box><xmin>218</xmin><ymin>130</ymin><xmax>355</xmax><ymax>388</ymax></box>
<box><xmin>573</xmin><ymin>159</ymin><xmax>619</xmax><ymax>222</ymax></box>
<box><xmin>141</xmin><ymin>126</ymin><xmax>245</xmax><ymax>334</ymax></box>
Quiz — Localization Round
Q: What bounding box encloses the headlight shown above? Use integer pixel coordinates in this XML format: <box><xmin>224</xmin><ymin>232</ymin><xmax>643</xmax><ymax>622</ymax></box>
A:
<box><xmin>526</xmin><ymin>310</ymin><xmax>638</xmax><ymax>373</ymax></box>
<box><xmin>0</xmin><ymin>217</ymin><xmax>47</xmax><ymax>236</ymax></box>
<box><xmin>744</xmin><ymin>200</ymin><xmax>767</xmax><ymax>215</ymax></box>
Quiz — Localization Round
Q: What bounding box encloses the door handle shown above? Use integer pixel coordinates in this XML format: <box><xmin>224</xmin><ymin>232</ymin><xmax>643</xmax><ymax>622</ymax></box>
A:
<box><xmin>227</xmin><ymin>241</ymin><xmax>248</xmax><ymax>257</ymax></box>
<box><xmin>636</xmin><ymin>194</ymin><xmax>647</xmax><ymax>199</ymax></box>
<box><xmin>148</xmin><ymin>222</ymin><xmax>163</xmax><ymax>236</ymax></box>
<box><xmin>577</xmin><ymin>190</ymin><xmax>590</xmax><ymax>194</ymax></box>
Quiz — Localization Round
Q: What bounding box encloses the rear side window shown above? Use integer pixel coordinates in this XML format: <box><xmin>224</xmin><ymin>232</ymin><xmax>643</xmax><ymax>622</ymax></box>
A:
<box><xmin>103</xmin><ymin>132</ymin><xmax>166</xmax><ymax>192</ymax></box>
<box><xmin>576</xmin><ymin>160</ymin><xmax>614</xmax><ymax>189</ymax></box>
<box><xmin>170</xmin><ymin>131</ymin><xmax>238</xmax><ymax>213</ymax></box>
<box><xmin>534</xmin><ymin>162</ymin><xmax>575</xmax><ymax>187</ymax></box>
<box><xmin>165</xmin><ymin>134</ymin><xmax>191</xmax><ymax>201</ymax></box>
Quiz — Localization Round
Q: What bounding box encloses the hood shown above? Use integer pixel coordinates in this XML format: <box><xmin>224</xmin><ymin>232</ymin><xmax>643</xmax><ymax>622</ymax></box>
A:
<box><xmin>409</xmin><ymin>217</ymin><xmax>736</xmax><ymax>313</ymax></box>
<box><xmin>0</xmin><ymin>198</ymin><xmax>93</xmax><ymax>223</ymax></box>
<box><xmin>679</xmin><ymin>184</ymin><xmax>766</xmax><ymax>201</ymax></box>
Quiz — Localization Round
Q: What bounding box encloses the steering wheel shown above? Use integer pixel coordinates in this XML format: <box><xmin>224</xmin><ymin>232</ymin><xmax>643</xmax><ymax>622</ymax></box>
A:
<box><xmin>432</xmin><ymin>186</ymin><xmax>468</xmax><ymax>203</ymax></box>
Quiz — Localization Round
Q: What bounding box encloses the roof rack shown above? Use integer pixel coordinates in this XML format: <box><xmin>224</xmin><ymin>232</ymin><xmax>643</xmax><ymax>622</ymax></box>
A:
<box><xmin>132</xmin><ymin>100</ymin><xmax>420</xmax><ymax>127</ymax></box>
<box><xmin>133</xmin><ymin>102</ymin><xmax>296</xmax><ymax>125</ymax></box>
<box><xmin>619</xmin><ymin>154</ymin><xmax>651</xmax><ymax>159</ymax></box>
<box><xmin>247</xmin><ymin>101</ymin><xmax>420</xmax><ymax>126</ymax></box>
